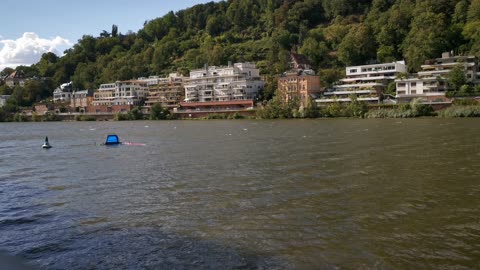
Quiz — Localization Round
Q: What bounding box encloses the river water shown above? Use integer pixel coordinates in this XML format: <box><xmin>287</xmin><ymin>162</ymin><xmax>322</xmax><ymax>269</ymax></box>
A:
<box><xmin>1</xmin><ymin>119</ymin><xmax>480</xmax><ymax>269</ymax></box>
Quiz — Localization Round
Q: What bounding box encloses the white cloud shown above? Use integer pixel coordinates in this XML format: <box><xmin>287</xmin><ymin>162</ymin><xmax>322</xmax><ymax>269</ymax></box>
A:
<box><xmin>0</xmin><ymin>32</ymin><xmax>72</xmax><ymax>70</ymax></box>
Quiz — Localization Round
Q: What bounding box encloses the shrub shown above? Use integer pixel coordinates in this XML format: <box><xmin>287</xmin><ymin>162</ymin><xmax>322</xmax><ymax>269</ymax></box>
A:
<box><xmin>438</xmin><ymin>105</ymin><xmax>480</xmax><ymax>117</ymax></box>
<box><xmin>75</xmin><ymin>115</ymin><xmax>96</xmax><ymax>121</ymax></box>
<box><xmin>453</xmin><ymin>98</ymin><xmax>478</xmax><ymax>106</ymax></box>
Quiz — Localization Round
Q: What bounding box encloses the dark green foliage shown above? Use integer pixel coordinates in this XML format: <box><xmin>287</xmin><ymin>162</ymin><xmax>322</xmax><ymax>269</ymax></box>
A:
<box><xmin>448</xmin><ymin>65</ymin><xmax>467</xmax><ymax>91</ymax></box>
<box><xmin>438</xmin><ymin>105</ymin><xmax>480</xmax><ymax>117</ymax></box>
<box><xmin>128</xmin><ymin>106</ymin><xmax>145</xmax><ymax>120</ymax></box>
<box><xmin>43</xmin><ymin>111</ymin><xmax>60</xmax><ymax>121</ymax></box>
<box><xmin>149</xmin><ymin>103</ymin><xmax>170</xmax><ymax>120</ymax></box>
<box><xmin>453</xmin><ymin>98</ymin><xmax>479</xmax><ymax>106</ymax></box>
<box><xmin>366</xmin><ymin>98</ymin><xmax>434</xmax><ymax>118</ymax></box>
<box><xmin>256</xmin><ymin>97</ymin><xmax>300</xmax><ymax>119</ymax></box>
<box><xmin>75</xmin><ymin>115</ymin><xmax>96</xmax><ymax>121</ymax></box>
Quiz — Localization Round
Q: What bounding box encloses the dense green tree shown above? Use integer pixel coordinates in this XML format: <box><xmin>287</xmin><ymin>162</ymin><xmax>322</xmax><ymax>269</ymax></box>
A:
<box><xmin>72</xmin><ymin>63</ymin><xmax>96</xmax><ymax>90</ymax></box>
<box><xmin>448</xmin><ymin>64</ymin><xmax>467</xmax><ymax>91</ymax></box>
<box><xmin>149</xmin><ymin>103</ymin><xmax>170</xmax><ymax>120</ymax></box>
<box><xmin>402</xmin><ymin>11</ymin><xmax>448</xmax><ymax>71</ymax></box>
<box><xmin>36</xmin><ymin>52</ymin><xmax>59</xmax><ymax>77</ymax></box>
<box><xmin>338</xmin><ymin>24</ymin><xmax>376</xmax><ymax>65</ymax></box>
<box><xmin>112</xmin><ymin>24</ymin><xmax>119</xmax><ymax>37</ymax></box>
<box><xmin>1</xmin><ymin>67</ymin><xmax>15</xmax><ymax>78</ymax></box>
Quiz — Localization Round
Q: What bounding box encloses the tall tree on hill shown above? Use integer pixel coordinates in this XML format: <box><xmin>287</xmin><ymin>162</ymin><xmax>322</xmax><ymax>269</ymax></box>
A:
<box><xmin>112</xmin><ymin>24</ymin><xmax>118</xmax><ymax>37</ymax></box>
<box><xmin>36</xmin><ymin>52</ymin><xmax>59</xmax><ymax>78</ymax></box>
<box><xmin>402</xmin><ymin>10</ymin><xmax>448</xmax><ymax>71</ymax></box>
<box><xmin>338</xmin><ymin>24</ymin><xmax>376</xmax><ymax>66</ymax></box>
<box><xmin>464</xmin><ymin>0</ymin><xmax>480</xmax><ymax>56</ymax></box>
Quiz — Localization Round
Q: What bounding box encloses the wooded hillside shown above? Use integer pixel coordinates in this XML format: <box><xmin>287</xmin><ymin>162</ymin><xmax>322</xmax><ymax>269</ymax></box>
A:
<box><xmin>2</xmin><ymin>0</ymin><xmax>480</xmax><ymax>105</ymax></box>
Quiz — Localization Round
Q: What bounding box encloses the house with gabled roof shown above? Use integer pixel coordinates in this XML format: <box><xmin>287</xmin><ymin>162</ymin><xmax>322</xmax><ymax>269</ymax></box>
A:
<box><xmin>5</xmin><ymin>71</ymin><xmax>26</xmax><ymax>88</ymax></box>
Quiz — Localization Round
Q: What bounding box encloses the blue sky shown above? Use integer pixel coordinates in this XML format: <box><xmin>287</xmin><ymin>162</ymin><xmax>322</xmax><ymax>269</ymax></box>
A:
<box><xmin>0</xmin><ymin>0</ymin><xmax>221</xmax><ymax>70</ymax></box>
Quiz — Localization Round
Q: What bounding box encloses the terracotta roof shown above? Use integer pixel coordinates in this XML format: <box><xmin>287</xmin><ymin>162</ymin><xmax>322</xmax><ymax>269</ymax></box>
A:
<box><xmin>6</xmin><ymin>70</ymin><xmax>25</xmax><ymax>80</ymax></box>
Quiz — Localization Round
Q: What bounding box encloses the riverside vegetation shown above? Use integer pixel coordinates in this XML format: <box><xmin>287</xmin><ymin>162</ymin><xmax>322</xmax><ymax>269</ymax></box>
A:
<box><xmin>1</xmin><ymin>97</ymin><xmax>479</xmax><ymax>122</ymax></box>
<box><xmin>2</xmin><ymin>0</ymin><xmax>480</xmax><ymax>121</ymax></box>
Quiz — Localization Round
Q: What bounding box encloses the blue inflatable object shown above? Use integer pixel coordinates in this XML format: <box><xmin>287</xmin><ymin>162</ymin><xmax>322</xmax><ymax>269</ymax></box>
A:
<box><xmin>105</xmin><ymin>134</ymin><xmax>120</xmax><ymax>145</ymax></box>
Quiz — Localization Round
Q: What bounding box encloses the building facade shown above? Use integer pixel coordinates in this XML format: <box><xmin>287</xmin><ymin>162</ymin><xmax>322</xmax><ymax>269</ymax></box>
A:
<box><xmin>70</xmin><ymin>89</ymin><xmax>94</xmax><ymax>109</ymax></box>
<box><xmin>5</xmin><ymin>71</ymin><xmax>25</xmax><ymax>88</ymax></box>
<box><xmin>91</xmin><ymin>80</ymin><xmax>147</xmax><ymax>107</ymax></box>
<box><xmin>53</xmin><ymin>82</ymin><xmax>73</xmax><ymax>103</ymax></box>
<box><xmin>92</xmin><ymin>83</ymin><xmax>115</xmax><ymax>106</ymax></box>
<box><xmin>112</xmin><ymin>80</ymin><xmax>147</xmax><ymax>106</ymax></box>
<box><xmin>184</xmin><ymin>62</ymin><xmax>264</xmax><ymax>103</ymax></box>
<box><xmin>396</xmin><ymin>52</ymin><xmax>480</xmax><ymax>103</ymax></box>
<box><xmin>142</xmin><ymin>74</ymin><xmax>185</xmax><ymax>109</ymax></box>
<box><xmin>318</xmin><ymin>61</ymin><xmax>407</xmax><ymax>104</ymax></box>
<box><xmin>277</xmin><ymin>69</ymin><xmax>321</xmax><ymax>104</ymax></box>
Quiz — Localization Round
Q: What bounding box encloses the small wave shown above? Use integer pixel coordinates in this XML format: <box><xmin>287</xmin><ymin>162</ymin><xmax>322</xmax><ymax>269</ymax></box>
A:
<box><xmin>0</xmin><ymin>217</ymin><xmax>37</xmax><ymax>227</ymax></box>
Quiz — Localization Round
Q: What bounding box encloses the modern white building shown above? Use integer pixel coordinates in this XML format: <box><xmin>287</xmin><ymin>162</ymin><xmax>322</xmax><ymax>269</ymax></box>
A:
<box><xmin>396</xmin><ymin>52</ymin><xmax>480</xmax><ymax>103</ymax></box>
<box><xmin>53</xmin><ymin>82</ymin><xmax>73</xmax><ymax>103</ymax></box>
<box><xmin>317</xmin><ymin>61</ymin><xmax>407</xmax><ymax>104</ymax></box>
<box><xmin>112</xmin><ymin>80</ymin><xmax>147</xmax><ymax>106</ymax></box>
<box><xmin>92</xmin><ymin>81</ymin><xmax>147</xmax><ymax>106</ymax></box>
<box><xmin>184</xmin><ymin>62</ymin><xmax>265</xmax><ymax>102</ymax></box>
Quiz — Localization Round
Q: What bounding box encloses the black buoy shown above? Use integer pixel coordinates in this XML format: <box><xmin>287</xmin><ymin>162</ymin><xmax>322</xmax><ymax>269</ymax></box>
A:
<box><xmin>42</xmin><ymin>136</ymin><xmax>52</xmax><ymax>149</ymax></box>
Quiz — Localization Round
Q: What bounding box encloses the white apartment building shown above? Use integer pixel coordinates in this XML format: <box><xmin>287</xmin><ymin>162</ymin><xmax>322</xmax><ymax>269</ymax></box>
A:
<box><xmin>317</xmin><ymin>61</ymin><xmax>407</xmax><ymax>104</ymax></box>
<box><xmin>112</xmin><ymin>80</ymin><xmax>147</xmax><ymax>106</ymax></box>
<box><xmin>184</xmin><ymin>62</ymin><xmax>265</xmax><ymax>102</ymax></box>
<box><xmin>92</xmin><ymin>81</ymin><xmax>147</xmax><ymax>106</ymax></box>
<box><xmin>396</xmin><ymin>52</ymin><xmax>480</xmax><ymax>103</ymax></box>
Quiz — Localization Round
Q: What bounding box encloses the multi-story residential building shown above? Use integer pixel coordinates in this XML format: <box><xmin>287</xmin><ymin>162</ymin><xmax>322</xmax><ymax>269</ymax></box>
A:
<box><xmin>5</xmin><ymin>71</ymin><xmax>25</xmax><ymax>88</ymax></box>
<box><xmin>91</xmin><ymin>80</ymin><xmax>146</xmax><ymax>107</ymax></box>
<box><xmin>70</xmin><ymin>89</ymin><xmax>94</xmax><ymax>109</ymax></box>
<box><xmin>112</xmin><ymin>80</ymin><xmax>147</xmax><ymax>106</ymax></box>
<box><xmin>396</xmin><ymin>52</ymin><xmax>480</xmax><ymax>103</ymax></box>
<box><xmin>92</xmin><ymin>83</ymin><xmax>115</xmax><ymax>106</ymax></box>
<box><xmin>142</xmin><ymin>73</ymin><xmax>185</xmax><ymax>109</ymax></box>
<box><xmin>184</xmin><ymin>62</ymin><xmax>264</xmax><ymax>103</ymax></box>
<box><xmin>53</xmin><ymin>82</ymin><xmax>73</xmax><ymax>103</ymax></box>
<box><xmin>317</xmin><ymin>61</ymin><xmax>407</xmax><ymax>104</ymax></box>
<box><xmin>277</xmin><ymin>69</ymin><xmax>321</xmax><ymax>105</ymax></box>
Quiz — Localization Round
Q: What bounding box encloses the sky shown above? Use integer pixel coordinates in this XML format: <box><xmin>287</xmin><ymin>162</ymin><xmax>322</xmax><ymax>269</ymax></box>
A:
<box><xmin>0</xmin><ymin>0</ymin><xmax>221</xmax><ymax>70</ymax></box>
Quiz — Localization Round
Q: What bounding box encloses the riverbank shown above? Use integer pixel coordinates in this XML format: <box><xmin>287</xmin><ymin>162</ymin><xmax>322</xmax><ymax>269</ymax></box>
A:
<box><xmin>1</xmin><ymin>100</ymin><xmax>480</xmax><ymax>122</ymax></box>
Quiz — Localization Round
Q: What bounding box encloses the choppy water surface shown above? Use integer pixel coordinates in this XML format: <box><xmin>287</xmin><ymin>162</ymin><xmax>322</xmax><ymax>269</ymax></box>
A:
<box><xmin>1</xmin><ymin>119</ymin><xmax>480</xmax><ymax>269</ymax></box>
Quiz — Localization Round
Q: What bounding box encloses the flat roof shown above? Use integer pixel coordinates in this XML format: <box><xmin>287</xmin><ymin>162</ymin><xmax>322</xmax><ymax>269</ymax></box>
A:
<box><xmin>180</xmin><ymin>100</ymin><xmax>254</xmax><ymax>107</ymax></box>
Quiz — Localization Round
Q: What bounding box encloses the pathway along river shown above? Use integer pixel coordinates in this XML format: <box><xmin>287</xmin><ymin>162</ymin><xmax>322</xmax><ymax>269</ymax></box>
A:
<box><xmin>1</xmin><ymin>119</ymin><xmax>480</xmax><ymax>269</ymax></box>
